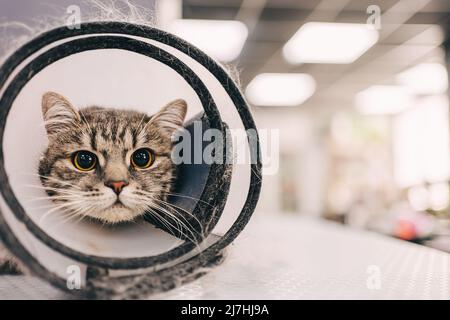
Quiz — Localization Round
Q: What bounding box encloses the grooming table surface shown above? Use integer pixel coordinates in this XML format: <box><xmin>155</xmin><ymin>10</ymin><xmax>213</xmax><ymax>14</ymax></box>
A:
<box><xmin>1</xmin><ymin>215</ymin><xmax>449</xmax><ymax>299</ymax></box>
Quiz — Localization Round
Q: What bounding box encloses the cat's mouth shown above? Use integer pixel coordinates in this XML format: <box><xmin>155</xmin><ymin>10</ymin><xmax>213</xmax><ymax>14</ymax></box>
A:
<box><xmin>97</xmin><ymin>198</ymin><xmax>140</xmax><ymax>223</ymax></box>
<box><xmin>112</xmin><ymin>199</ymin><xmax>125</xmax><ymax>207</ymax></box>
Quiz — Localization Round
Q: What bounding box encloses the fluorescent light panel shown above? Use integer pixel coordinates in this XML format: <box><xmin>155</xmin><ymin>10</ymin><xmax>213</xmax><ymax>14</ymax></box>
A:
<box><xmin>397</xmin><ymin>63</ymin><xmax>448</xmax><ymax>95</ymax></box>
<box><xmin>245</xmin><ymin>73</ymin><xmax>316</xmax><ymax>107</ymax></box>
<box><xmin>393</xmin><ymin>95</ymin><xmax>450</xmax><ymax>187</ymax></box>
<box><xmin>168</xmin><ymin>19</ymin><xmax>248</xmax><ymax>62</ymax></box>
<box><xmin>283</xmin><ymin>22</ymin><xmax>379</xmax><ymax>64</ymax></box>
<box><xmin>355</xmin><ymin>85</ymin><xmax>414</xmax><ymax>115</ymax></box>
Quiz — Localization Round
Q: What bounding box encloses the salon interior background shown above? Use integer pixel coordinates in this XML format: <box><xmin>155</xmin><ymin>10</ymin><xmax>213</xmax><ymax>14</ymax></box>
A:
<box><xmin>2</xmin><ymin>0</ymin><xmax>450</xmax><ymax>252</ymax></box>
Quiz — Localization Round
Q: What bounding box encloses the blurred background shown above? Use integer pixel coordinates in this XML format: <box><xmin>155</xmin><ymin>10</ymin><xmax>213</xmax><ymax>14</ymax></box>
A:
<box><xmin>1</xmin><ymin>0</ymin><xmax>450</xmax><ymax>252</ymax></box>
<box><xmin>169</xmin><ymin>0</ymin><xmax>450</xmax><ymax>252</ymax></box>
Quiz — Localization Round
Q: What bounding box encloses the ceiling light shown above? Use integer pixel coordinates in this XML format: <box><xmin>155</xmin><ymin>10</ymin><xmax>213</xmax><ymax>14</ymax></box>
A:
<box><xmin>393</xmin><ymin>95</ymin><xmax>449</xmax><ymax>187</ymax></box>
<box><xmin>283</xmin><ymin>22</ymin><xmax>379</xmax><ymax>64</ymax></box>
<box><xmin>245</xmin><ymin>73</ymin><xmax>316</xmax><ymax>107</ymax></box>
<box><xmin>397</xmin><ymin>63</ymin><xmax>448</xmax><ymax>95</ymax></box>
<box><xmin>167</xmin><ymin>19</ymin><xmax>248</xmax><ymax>62</ymax></box>
<box><xmin>355</xmin><ymin>85</ymin><xmax>414</xmax><ymax>115</ymax></box>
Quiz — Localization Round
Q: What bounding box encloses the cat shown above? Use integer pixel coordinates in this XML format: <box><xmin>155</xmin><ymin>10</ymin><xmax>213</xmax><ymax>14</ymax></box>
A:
<box><xmin>0</xmin><ymin>92</ymin><xmax>188</xmax><ymax>274</ymax></box>
<box><xmin>38</xmin><ymin>92</ymin><xmax>187</xmax><ymax>224</ymax></box>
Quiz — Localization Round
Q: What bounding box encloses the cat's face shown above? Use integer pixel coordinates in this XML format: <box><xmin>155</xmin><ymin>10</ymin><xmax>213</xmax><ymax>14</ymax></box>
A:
<box><xmin>38</xmin><ymin>92</ymin><xmax>187</xmax><ymax>224</ymax></box>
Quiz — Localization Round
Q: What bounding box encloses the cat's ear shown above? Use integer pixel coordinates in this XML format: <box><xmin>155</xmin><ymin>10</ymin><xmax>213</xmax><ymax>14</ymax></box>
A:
<box><xmin>150</xmin><ymin>99</ymin><xmax>187</xmax><ymax>136</ymax></box>
<box><xmin>42</xmin><ymin>92</ymin><xmax>80</xmax><ymax>137</ymax></box>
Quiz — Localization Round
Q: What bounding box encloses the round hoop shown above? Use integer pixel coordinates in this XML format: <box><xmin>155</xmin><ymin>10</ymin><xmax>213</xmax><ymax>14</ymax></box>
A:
<box><xmin>0</xmin><ymin>22</ymin><xmax>262</xmax><ymax>296</ymax></box>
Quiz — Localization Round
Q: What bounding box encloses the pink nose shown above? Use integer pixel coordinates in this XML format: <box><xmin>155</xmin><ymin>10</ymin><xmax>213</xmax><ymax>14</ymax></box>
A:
<box><xmin>106</xmin><ymin>180</ymin><xmax>129</xmax><ymax>195</ymax></box>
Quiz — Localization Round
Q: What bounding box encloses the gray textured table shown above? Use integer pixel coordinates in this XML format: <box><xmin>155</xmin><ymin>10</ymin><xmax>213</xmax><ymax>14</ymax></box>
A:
<box><xmin>1</xmin><ymin>215</ymin><xmax>449</xmax><ymax>299</ymax></box>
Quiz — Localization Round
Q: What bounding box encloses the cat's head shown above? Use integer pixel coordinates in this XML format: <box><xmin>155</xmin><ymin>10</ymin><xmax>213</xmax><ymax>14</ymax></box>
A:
<box><xmin>38</xmin><ymin>92</ymin><xmax>187</xmax><ymax>224</ymax></box>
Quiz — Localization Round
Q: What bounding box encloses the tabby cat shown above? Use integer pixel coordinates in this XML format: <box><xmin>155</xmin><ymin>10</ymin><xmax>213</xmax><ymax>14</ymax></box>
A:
<box><xmin>0</xmin><ymin>92</ymin><xmax>188</xmax><ymax>273</ymax></box>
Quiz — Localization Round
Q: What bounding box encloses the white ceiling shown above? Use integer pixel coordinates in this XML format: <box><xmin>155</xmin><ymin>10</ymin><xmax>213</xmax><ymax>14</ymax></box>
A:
<box><xmin>183</xmin><ymin>0</ymin><xmax>450</xmax><ymax>110</ymax></box>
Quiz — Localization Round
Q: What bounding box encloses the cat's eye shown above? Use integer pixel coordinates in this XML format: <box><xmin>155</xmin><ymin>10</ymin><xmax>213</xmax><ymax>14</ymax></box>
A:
<box><xmin>131</xmin><ymin>148</ymin><xmax>155</xmax><ymax>169</ymax></box>
<box><xmin>71</xmin><ymin>150</ymin><xmax>97</xmax><ymax>171</ymax></box>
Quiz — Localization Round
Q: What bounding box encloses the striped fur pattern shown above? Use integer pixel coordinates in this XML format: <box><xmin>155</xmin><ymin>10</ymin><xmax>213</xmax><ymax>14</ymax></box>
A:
<box><xmin>38</xmin><ymin>92</ymin><xmax>187</xmax><ymax>224</ymax></box>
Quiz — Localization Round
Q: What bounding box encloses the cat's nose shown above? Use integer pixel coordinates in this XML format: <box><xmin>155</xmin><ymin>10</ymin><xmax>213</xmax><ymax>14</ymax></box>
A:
<box><xmin>105</xmin><ymin>180</ymin><xmax>129</xmax><ymax>195</ymax></box>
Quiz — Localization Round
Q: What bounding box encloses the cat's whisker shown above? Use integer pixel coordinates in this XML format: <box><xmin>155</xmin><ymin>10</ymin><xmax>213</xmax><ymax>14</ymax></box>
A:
<box><xmin>134</xmin><ymin>190</ymin><xmax>204</xmax><ymax>234</ymax></box>
<box><xmin>38</xmin><ymin>199</ymin><xmax>87</xmax><ymax>224</ymax></box>
<box><xmin>19</xmin><ymin>173</ymin><xmax>83</xmax><ymax>190</ymax></box>
<box><xmin>44</xmin><ymin>210</ymin><xmax>84</xmax><ymax>229</ymax></box>
<box><xmin>46</xmin><ymin>200</ymin><xmax>99</xmax><ymax>228</ymax></box>
<box><xmin>154</xmin><ymin>197</ymin><xmax>203</xmax><ymax>221</ymax></box>
<box><xmin>23</xmin><ymin>202</ymin><xmax>70</xmax><ymax>211</ymax></box>
<box><xmin>166</xmin><ymin>192</ymin><xmax>214</xmax><ymax>207</ymax></box>
<box><xmin>24</xmin><ymin>194</ymin><xmax>87</xmax><ymax>203</ymax></box>
<box><xmin>66</xmin><ymin>208</ymin><xmax>90</xmax><ymax>226</ymax></box>
<box><xmin>55</xmin><ymin>214</ymin><xmax>82</xmax><ymax>228</ymax></box>
<box><xmin>23</xmin><ymin>190</ymin><xmax>86</xmax><ymax>207</ymax></box>
<box><xmin>38</xmin><ymin>191</ymin><xmax>106</xmax><ymax>227</ymax></box>
<box><xmin>146</xmin><ymin>207</ymin><xmax>196</xmax><ymax>244</ymax></box>
<box><xmin>39</xmin><ymin>207</ymin><xmax>76</xmax><ymax>226</ymax></box>
<box><xmin>135</xmin><ymin>191</ymin><xmax>203</xmax><ymax>237</ymax></box>
<box><xmin>145</xmin><ymin>200</ymin><xmax>200</xmax><ymax>245</ymax></box>
<box><xmin>153</xmin><ymin>198</ymin><xmax>204</xmax><ymax>235</ymax></box>
<box><xmin>142</xmin><ymin>199</ymin><xmax>184</xmax><ymax>234</ymax></box>
<box><xmin>145</xmin><ymin>209</ymin><xmax>175</xmax><ymax>235</ymax></box>
<box><xmin>22</xmin><ymin>193</ymin><xmax>86</xmax><ymax>205</ymax></box>
<box><xmin>22</xmin><ymin>184</ymin><xmax>89</xmax><ymax>196</ymax></box>
<box><xmin>138</xmin><ymin>189</ymin><xmax>213</xmax><ymax>207</ymax></box>
<box><xmin>157</xmin><ymin>206</ymin><xmax>204</xmax><ymax>245</ymax></box>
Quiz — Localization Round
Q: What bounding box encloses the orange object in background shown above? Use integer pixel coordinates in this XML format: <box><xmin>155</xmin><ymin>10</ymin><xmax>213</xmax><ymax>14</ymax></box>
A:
<box><xmin>395</xmin><ymin>220</ymin><xmax>417</xmax><ymax>240</ymax></box>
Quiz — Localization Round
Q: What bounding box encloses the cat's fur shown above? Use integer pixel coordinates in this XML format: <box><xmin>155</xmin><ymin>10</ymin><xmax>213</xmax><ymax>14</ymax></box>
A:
<box><xmin>39</xmin><ymin>92</ymin><xmax>187</xmax><ymax>223</ymax></box>
<box><xmin>0</xmin><ymin>92</ymin><xmax>187</xmax><ymax>273</ymax></box>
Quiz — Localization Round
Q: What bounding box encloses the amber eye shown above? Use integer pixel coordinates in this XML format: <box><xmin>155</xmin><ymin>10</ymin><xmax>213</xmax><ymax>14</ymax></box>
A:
<box><xmin>131</xmin><ymin>148</ymin><xmax>155</xmax><ymax>169</ymax></box>
<box><xmin>71</xmin><ymin>151</ymin><xmax>97</xmax><ymax>171</ymax></box>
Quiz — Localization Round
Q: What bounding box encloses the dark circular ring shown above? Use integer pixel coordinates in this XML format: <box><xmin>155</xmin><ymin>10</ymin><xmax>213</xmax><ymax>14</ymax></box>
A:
<box><xmin>0</xmin><ymin>35</ymin><xmax>224</xmax><ymax>269</ymax></box>
<box><xmin>0</xmin><ymin>22</ymin><xmax>262</xmax><ymax>294</ymax></box>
